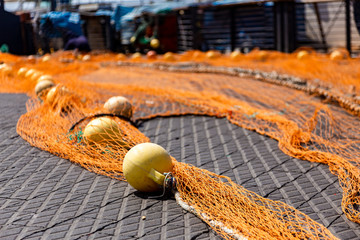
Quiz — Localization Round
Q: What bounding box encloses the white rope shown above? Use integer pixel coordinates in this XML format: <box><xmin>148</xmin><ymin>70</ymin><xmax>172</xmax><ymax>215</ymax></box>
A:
<box><xmin>174</xmin><ymin>192</ymin><xmax>248</xmax><ymax>240</ymax></box>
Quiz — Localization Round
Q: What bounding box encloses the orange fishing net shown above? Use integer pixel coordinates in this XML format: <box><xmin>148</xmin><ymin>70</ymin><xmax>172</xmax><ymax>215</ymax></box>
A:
<box><xmin>1</xmin><ymin>49</ymin><xmax>359</xmax><ymax>239</ymax></box>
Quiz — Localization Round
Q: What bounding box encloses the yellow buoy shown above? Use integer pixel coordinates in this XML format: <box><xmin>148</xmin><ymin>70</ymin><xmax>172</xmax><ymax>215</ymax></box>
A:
<box><xmin>104</xmin><ymin>96</ymin><xmax>133</xmax><ymax>119</ymax></box>
<box><xmin>46</xmin><ymin>85</ymin><xmax>69</xmax><ymax>105</ymax></box>
<box><xmin>83</xmin><ymin>117</ymin><xmax>123</xmax><ymax>146</ymax></box>
<box><xmin>257</xmin><ymin>50</ymin><xmax>269</xmax><ymax>61</ymax></box>
<box><xmin>150</xmin><ymin>38</ymin><xmax>160</xmax><ymax>49</ymax></box>
<box><xmin>123</xmin><ymin>143</ymin><xmax>173</xmax><ymax>192</ymax></box>
<box><xmin>35</xmin><ymin>80</ymin><xmax>55</xmax><ymax>98</ymax></box>
<box><xmin>163</xmin><ymin>52</ymin><xmax>175</xmax><ymax>61</ymax></box>
<box><xmin>46</xmin><ymin>86</ymin><xmax>57</xmax><ymax>105</ymax></box>
<box><xmin>297</xmin><ymin>50</ymin><xmax>309</xmax><ymax>60</ymax></box>
<box><xmin>206</xmin><ymin>50</ymin><xmax>221</xmax><ymax>59</ymax></box>
<box><xmin>230</xmin><ymin>50</ymin><xmax>242</xmax><ymax>60</ymax></box>
<box><xmin>27</xmin><ymin>55</ymin><xmax>36</xmax><ymax>64</ymax></box>
<box><xmin>116</xmin><ymin>53</ymin><xmax>127</xmax><ymax>60</ymax></box>
<box><xmin>82</xmin><ymin>54</ymin><xmax>91</xmax><ymax>61</ymax></box>
<box><xmin>0</xmin><ymin>64</ymin><xmax>12</xmax><ymax>76</ymax></box>
<box><xmin>330</xmin><ymin>50</ymin><xmax>346</xmax><ymax>61</ymax></box>
<box><xmin>24</xmin><ymin>69</ymin><xmax>36</xmax><ymax>79</ymax></box>
<box><xmin>130</xmin><ymin>36</ymin><xmax>136</xmax><ymax>43</ymax></box>
<box><xmin>30</xmin><ymin>71</ymin><xmax>42</xmax><ymax>82</ymax></box>
<box><xmin>42</xmin><ymin>55</ymin><xmax>51</xmax><ymax>62</ymax></box>
<box><xmin>192</xmin><ymin>50</ymin><xmax>203</xmax><ymax>59</ymax></box>
<box><xmin>131</xmin><ymin>52</ymin><xmax>142</xmax><ymax>60</ymax></box>
<box><xmin>37</xmin><ymin>75</ymin><xmax>53</xmax><ymax>83</ymax></box>
<box><xmin>17</xmin><ymin>67</ymin><xmax>28</xmax><ymax>77</ymax></box>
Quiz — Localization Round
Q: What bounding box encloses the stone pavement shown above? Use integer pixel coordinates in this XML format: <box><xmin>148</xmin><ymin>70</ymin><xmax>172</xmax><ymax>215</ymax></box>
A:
<box><xmin>0</xmin><ymin>93</ymin><xmax>359</xmax><ymax>239</ymax></box>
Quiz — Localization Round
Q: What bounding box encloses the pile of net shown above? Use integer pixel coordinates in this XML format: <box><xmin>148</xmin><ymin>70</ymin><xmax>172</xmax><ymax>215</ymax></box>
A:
<box><xmin>1</xmin><ymin>49</ymin><xmax>359</xmax><ymax>239</ymax></box>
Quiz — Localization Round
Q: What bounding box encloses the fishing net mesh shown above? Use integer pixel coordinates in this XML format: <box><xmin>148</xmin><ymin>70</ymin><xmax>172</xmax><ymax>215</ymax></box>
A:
<box><xmin>1</xmin><ymin>49</ymin><xmax>359</xmax><ymax>239</ymax></box>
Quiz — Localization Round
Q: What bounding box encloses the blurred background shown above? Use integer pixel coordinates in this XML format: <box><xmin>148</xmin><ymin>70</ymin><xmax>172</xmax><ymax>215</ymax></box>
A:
<box><xmin>0</xmin><ymin>0</ymin><xmax>359</xmax><ymax>56</ymax></box>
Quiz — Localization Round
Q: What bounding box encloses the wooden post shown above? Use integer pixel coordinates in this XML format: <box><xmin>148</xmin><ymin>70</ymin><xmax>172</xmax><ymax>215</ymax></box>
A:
<box><xmin>191</xmin><ymin>7</ymin><xmax>198</xmax><ymax>50</ymax></box>
<box><xmin>230</xmin><ymin>8</ymin><xmax>236</xmax><ymax>51</ymax></box>
<box><xmin>345</xmin><ymin>0</ymin><xmax>352</xmax><ymax>55</ymax></box>
<box><xmin>274</xmin><ymin>0</ymin><xmax>296</xmax><ymax>53</ymax></box>
<box><xmin>0</xmin><ymin>0</ymin><xmax>4</xmax><ymax>12</ymax></box>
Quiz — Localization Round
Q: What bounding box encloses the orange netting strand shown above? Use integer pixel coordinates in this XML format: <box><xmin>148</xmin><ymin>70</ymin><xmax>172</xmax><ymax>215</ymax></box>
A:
<box><xmin>16</xmin><ymin>98</ymin><xmax>338</xmax><ymax>239</ymax></box>
<box><xmin>116</xmin><ymin>61</ymin><xmax>360</xmax><ymax>116</ymax></box>
<box><xmin>173</xmin><ymin>162</ymin><xmax>336</xmax><ymax>239</ymax></box>
<box><xmin>2</xmin><ymin>50</ymin><xmax>359</xmax><ymax>239</ymax></box>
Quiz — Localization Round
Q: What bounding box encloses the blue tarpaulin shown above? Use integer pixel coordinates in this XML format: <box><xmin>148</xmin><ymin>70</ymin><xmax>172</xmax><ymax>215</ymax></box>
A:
<box><xmin>95</xmin><ymin>10</ymin><xmax>113</xmax><ymax>17</ymax></box>
<box><xmin>212</xmin><ymin>0</ymin><xmax>266</xmax><ymax>5</ymax></box>
<box><xmin>112</xmin><ymin>6</ymin><xmax>134</xmax><ymax>31</ymax></box>
<box><xmin>120</xmin><ymin>2</ymin><xmax>193</xmax><ymax>24</ymax></box>
<box><xmin>40</xmin><ymin>12</ymin><xmax>83</xmax><ymax>38</ymax></box>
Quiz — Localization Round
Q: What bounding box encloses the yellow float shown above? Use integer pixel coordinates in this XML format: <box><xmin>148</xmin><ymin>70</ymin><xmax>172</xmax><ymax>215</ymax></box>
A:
<box><xmin>163</xmin><ymin>52</ymin><xmax>175</xmax><ymax>61</ymax></box>
<box><xmin>131</xmin><ymin>52</ymin><xmax>142</xmax><ymax>60</ymax></box>
<box><xmin>42</xmin><ymin>55</ymin><xmax>51</xmax><ymax>62</ymax></box>
<box><xmin>46</xmin><ymin>85</ymin><xmax>69</xmax><ymax>105</ymax></box>
<box><xmin>116</xmin><ymin>53</ymin><xmax>127</xmax><ymax>60</ymax></box>
<box><xmin>37</xmin><ymin>75</ymin><xmax>54</xmax><ymax>83</ymax></box>
<box><xmin>35</xmin><ymin>80</ymin><xmax>55</xmax><ymax>99</ymax></box>
<box><xmin>206</xmin><ymin>50</ymin><xmax>221</xmax><ymax>59</ymax></box>
<box><xmin>230</xmin><ymin>50</ymin><xmax>242</xmax><ymax>60</ymax></box>
<box><xmin>83</xmin><ymin>117</ymin><xmax>123</xmax><ymax>146</ymax></box>
<box><xmin>297</xmin><ymin>50</ymin><xmax>309</xmax><ymax>60</ymax></box>
<box><xmin>150</xmin><ymin>38</ymin><xmax>160</xmax><ymax>49</ymax></box>
<box><xmin>123</xmin><ymin>143</ymin><xmax>173</xmax><ymax>192</ymax></box>
<box><xmin>330</xmin><ymin>50</ymin><xmax>346</xmax><ymax>61</ymax></box>
<box><xmin>24</xmin><ymin>69</ymin><xmax>36</xmax><ymax>79</ymax></box>
<box><xmin>82</xmin><ymin>55</ymin><xmax>91</xmax><ymax>61</ymax></box>
<box><xmin>104</xmin><ymin>96</ymin><xmax>133</xmax><ymax>119</ymax></box>
<box><xmin>17</xmin><ymin>67</ymin><xmax>28</xmax><ymax>77</ymax></box>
